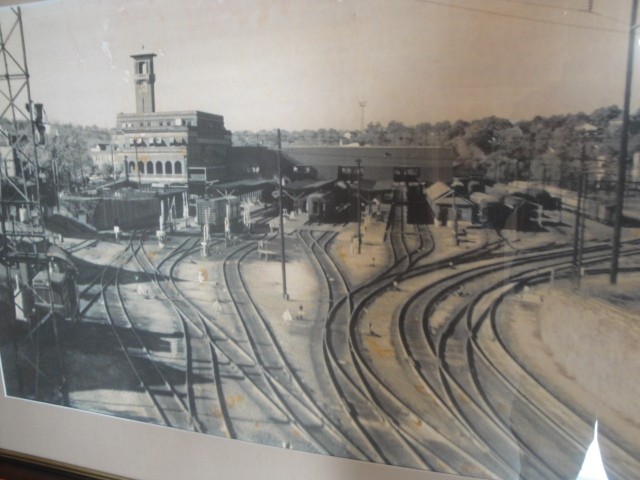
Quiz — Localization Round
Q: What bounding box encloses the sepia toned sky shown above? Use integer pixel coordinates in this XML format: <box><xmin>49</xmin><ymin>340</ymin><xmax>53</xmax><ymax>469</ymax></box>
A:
<box><xmin>8</xmin><ymin>0</ymin><xmax>640</xmax><ymax>131</ymax></box>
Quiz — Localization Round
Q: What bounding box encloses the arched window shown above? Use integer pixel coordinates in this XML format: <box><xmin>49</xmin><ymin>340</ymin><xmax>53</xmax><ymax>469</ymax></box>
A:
<box><xmin>156</xmin><ymin>161</ymin><xmax>163</xmax><ymax>174</ymax></box>
<box><xmin>174</xmin><ymin>161</ymin><xmax>182</xmax><ymax>175</ymax></box>
<box><xmin>146</xmin><ymin>161</ymin><xmax>154</xmax><ymax>174</ymax></box>
<box><xmin>138</xmin><ymin>161</ymin><xmax>144</xmax><ymax>173</ymax></box>
<box><xmin>165</xmin><ymin>161</ymin><xmax>173</xmax><ymax>174</ymax></box>
<box><xmin>128</xmin><ymin>161</ymin><xmax>135</xmax><ymax>174</ymax></box>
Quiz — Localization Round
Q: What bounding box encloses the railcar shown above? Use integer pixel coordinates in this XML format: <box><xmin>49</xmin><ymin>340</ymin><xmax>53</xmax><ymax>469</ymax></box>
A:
<box><xmin>511</xmin><ymin>187</ymin><xmax>557</xmax><ymax>210</ymax></box>
<box><xmin>196</xmin><ymin>196</ymin><xmax>241</xmax><ymax>231</ymax></box>
<box><xmin>503</xmin><ymin>195</ymin><xmax>543</xmax><ymax>231</ymax></box>
<box><xmin>306</xmin><ymin>191</ymin><xmax>336</xmax><ymax>222</ymax></box>
<box><xmin>470</xmin><ymin>192</ymin><xmax>504</xmax><ymax>227</ymax></box>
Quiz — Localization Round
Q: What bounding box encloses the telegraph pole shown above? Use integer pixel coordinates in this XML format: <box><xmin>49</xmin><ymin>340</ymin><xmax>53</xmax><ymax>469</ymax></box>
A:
<box><xmin>110</xmin><ymin>143</ymin><xmax>115</xmax><ymax>181</ymax></box>
<box><xmin>356</xmin><ymin>158</ymin><xmax>362</xmax><ymax>254</ymax></box>
<box><xmin>611</xmin><ymin>0</ymin><xmax>639</xmax><ymax>284</ymax></box>
<box><xmin>277</xmin><ymin>129</ymin><xmax>288</xmax><ymax>300</ymax></box>
<box><xmin>576</xmin><ymin>171</ymin><xmax>588</xmax><ymax>288</ymax></box>
<box><xmin>573</xmin><ymin>145</ymin><xmax>586</xmax><ymax>274</ymax></box>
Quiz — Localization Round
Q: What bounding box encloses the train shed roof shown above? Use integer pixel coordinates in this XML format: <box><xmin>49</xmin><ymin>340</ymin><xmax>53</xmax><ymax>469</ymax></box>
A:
<box><xmin>206</xmin><ymin>178</ymin><xmax>274</xmax><ymax>194</ymax></box>
<box><xmin>283</xmin><ymin>178</ymin><xmax>336</xmax><ymax>193</ymax></box>
<box><xmin>282</xmin><ymin>146</ymin><xmax>454</xmax><ymax>183</ymax></box>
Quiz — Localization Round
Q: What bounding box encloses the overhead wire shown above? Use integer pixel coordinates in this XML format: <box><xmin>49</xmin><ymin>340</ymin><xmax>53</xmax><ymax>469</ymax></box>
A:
<box><xmin>413</xmin><ymin>0</ymin><xmax>627</xmax><ymax>33</ymax></box>
<box><xmin>490</xmin><ymin>0</ymin><xmax>629</xmax><ymax>26</ymax></box>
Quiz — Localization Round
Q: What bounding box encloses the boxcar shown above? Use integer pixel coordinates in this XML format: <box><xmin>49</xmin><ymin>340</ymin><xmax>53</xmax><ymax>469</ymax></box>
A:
<box><xmin>196</xmin><ymin>196</ymin><xmax>241</xmax><ymax>231</ymax></box>
<box><xmin>307</xmin><ymin>191</ymin><xmax>337</xmax><ymax>222</ymax></box>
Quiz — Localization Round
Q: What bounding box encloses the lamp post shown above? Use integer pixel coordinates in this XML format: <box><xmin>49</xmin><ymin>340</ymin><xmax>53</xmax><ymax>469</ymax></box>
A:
<box><xmin>356</xmin><ymin>158</ymin><xmax>362</xmax><ymax>254</ymax></box>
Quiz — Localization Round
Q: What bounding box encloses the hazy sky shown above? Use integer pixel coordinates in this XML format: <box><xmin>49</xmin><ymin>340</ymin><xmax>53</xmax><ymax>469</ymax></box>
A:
<box><xmin>7</xmin><ymin>0</ymin><xmax>639</xmax><ymax>132</ymax></box>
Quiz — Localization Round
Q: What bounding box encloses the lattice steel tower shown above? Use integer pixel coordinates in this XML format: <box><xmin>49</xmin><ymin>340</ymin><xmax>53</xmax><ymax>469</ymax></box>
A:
<box><xmin>0</xmin><ymin>7</ymin><xmax>67</xmax><ymax>403</ymax></box>
<box><xmin>0</xmin><ymin>6</ymin><xmax>49</xmax><ymax>321</ymax></box>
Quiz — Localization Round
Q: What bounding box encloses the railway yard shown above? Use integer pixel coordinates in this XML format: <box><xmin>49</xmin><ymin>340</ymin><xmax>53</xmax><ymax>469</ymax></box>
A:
<box><xmin>1</xmin><ymin>201</ymin><xmax>640</xmax><ymax>480</ymax></box>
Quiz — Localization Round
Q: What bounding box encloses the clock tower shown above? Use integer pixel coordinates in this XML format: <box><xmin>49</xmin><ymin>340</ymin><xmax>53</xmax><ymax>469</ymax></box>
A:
<box><xmin>131</xmin><ymin>51</ymin><xmax>156</xmax><ymax>114</ymax></box>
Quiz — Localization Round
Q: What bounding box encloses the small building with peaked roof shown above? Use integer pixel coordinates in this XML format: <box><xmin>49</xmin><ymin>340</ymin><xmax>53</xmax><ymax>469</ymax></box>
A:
<box><xmin>425</xmin><ymin>181</ymin><xmax>474</xmax><ymax>224</ymax></box>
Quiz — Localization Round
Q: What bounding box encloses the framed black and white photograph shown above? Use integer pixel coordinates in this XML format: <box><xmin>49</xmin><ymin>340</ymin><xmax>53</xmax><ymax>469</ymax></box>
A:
<box><xmin>1</xmin><ymin>0</ymin><xmax>639</xmax><ymax>479</ymax></box>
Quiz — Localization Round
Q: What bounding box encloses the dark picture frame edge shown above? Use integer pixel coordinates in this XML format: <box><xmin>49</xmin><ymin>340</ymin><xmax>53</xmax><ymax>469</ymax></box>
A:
<box><xmin>0</xmin><ymin>447</ymin><xmax>127</xmax><ymax>480</ymax></box>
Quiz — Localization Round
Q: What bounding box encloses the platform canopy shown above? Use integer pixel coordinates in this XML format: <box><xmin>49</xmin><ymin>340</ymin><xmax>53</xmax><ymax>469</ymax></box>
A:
<box><xmin>206</xmin><ymin>178</ymin><xmax>274</xmax><ymax>195</ymax></box>
<box><xmin>283</xmin><ymin>178</ymin><xmax>336</xmax><ymax>193</ymax></box>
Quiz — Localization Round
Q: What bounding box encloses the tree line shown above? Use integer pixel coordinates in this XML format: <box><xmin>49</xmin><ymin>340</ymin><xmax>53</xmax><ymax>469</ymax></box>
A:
<box><xmin>233</xmin><ymin>104</ymin><xmax>640</xmax><ymax>190</ymax></box>
<box><xmin>4</xmin><ymin>105</ymin><xmax>639</xmax><ymax>201</ymax></box>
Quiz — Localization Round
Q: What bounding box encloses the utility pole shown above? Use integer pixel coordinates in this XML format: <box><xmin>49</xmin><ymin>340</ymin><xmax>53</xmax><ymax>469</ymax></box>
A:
<box><xmin>576</xmin><ymin>171</ymin><xmax>588</xmax><ymax>288</ymax></box>
<box><xmin>110</xmin><ymin>143</ymin><xmax>115</xmax><ymax>181</ymax></box>
<box><xmin>453</xmin><ymin>188</ymin><xmax>459</xmax><ymax>246</ymax></box>
<box><xmin>611</xmin><ymin>0</ymin><xmax>639</xmax><ymax>284</ymax></box>
<box><xmin>573</xmin><ymin>146</ymin><xmax>586</xmax><ymax>276</ymax></box>
<box><xmin>277</xmin><ymin>129</ymin><xmax>288</xmax><ymax>300</ymax></box>
<box><xmin>356</xmin><ymin>158</ymin><xmax>362</xmax><ymax>254</ymax></box>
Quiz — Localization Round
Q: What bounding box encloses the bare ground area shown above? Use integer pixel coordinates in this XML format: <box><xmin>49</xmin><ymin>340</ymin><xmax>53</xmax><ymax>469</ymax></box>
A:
<box><xmin>498</xmin><ymin>274</ymin><xmax>640</xmax><ymax>470</ymax></box>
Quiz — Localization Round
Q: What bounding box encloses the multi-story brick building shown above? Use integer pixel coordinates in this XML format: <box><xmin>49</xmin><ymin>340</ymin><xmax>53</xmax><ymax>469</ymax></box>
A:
<box><xmin>112</xmin><ymin>52</ymin><xmax>231</xmax><ymax>191</ymax></box>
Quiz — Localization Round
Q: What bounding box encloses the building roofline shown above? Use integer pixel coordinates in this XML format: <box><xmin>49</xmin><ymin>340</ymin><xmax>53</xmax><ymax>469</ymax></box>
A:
<box><xmin>131</xmin><ymin>52</ymin><xmax>157</xmax><ymax>59</ymax></box>
<box><xmin>117</xmin><ymin>110</ymin><xmax>224</xmax><ymax>119</ymax></box>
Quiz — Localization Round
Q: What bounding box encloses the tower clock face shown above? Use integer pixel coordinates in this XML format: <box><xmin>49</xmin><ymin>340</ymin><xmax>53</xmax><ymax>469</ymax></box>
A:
<box><xmin>140</xmin><ymin>83</ymin><xmax>148</xmax><ymax>93</ymax></box>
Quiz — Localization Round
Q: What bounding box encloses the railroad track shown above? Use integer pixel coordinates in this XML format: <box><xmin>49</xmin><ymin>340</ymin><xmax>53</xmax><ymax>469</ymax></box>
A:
<box><xmin>98</xmin><ymin>233</ymin><xmax>200</xmax><ymax>431</ymax></box>
<box><xmin>54</xmin><ymin>203</ymin><xmax>639</xmax><ymax>478</ymax></box>
<box><xmin>395</xmin><ymin>240</ymin><xmax>640</xmax><ymax>478</ymax></box>
<box><xmin>296</xmin><ymin>229</ymin><xmax>383</xmax><ymax>461</ymax></box>
<box><xmin>472</xmin><ymin>266</ymin><xmax>640</xmax><ymax>480</ymax></box>
<box><xmin>219</xmin><ymin>236</ymin><xmax>363</xmax><ymax>456</ymax></box>
<box><xmin>151</xmin><ymin>222</ymin><xmax>359</xmax><ymax>453</ymax></box>
<box><xmin>132</xmin><ymin>234</ymin><xmax>233</xmax><ymax>437</ymax></box>
<box><xmin>312</xmin><ymin>204</ymin><xmax>483</xmax><ymax>473</ymax></box>
<box><xmin>314</xmin><ymin>203</ymin><xmax>640</xmax><ymax>478</ymax></box>
<box><xmin>144</xmin><ymin>230</ymin><xmax>323</xmax><ymax>445</ymax></box>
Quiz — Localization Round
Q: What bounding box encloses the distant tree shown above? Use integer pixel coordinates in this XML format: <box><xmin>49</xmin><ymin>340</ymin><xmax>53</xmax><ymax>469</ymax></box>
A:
<box><xmin>386</xmin><ymin>120</ymin><xmax>413</xmax><ymax>144</ymax></box>
<box><xmin>447</xmin><ymin>120</ymin><xmax>468</xmax><ymax>140</ymax></box>
<box><xmin>414</xmin><ymin>122</ymin><xmax>432</xmax><ymax>145</ymax></box>
<box><xmin>530</xmin><ymin>151</ymin><xmax>562</xmax><ymax>184</ymax></box>
<box><xmin>590</xmin><ymin>105</ymin><xmax>622</xmax><ymax>129</ymax></box>
<box><xmin>98</xmin><ymin>162</ymin><xmax>114</xmax><ymax>180</ymax></box>
<box><xmin>361</xmin><ymin>122</ymin><xmax>387</xmax><ymax>146</ymax></box>
<box><xmin>46</xmin><ymin>127</ymin><xmax>93</xmax><ymax>192</ymax></box>
<box><xmin>464</xmin><ymin>116</ymin><xmax>513</xmax><ymax>155</ymax></box>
